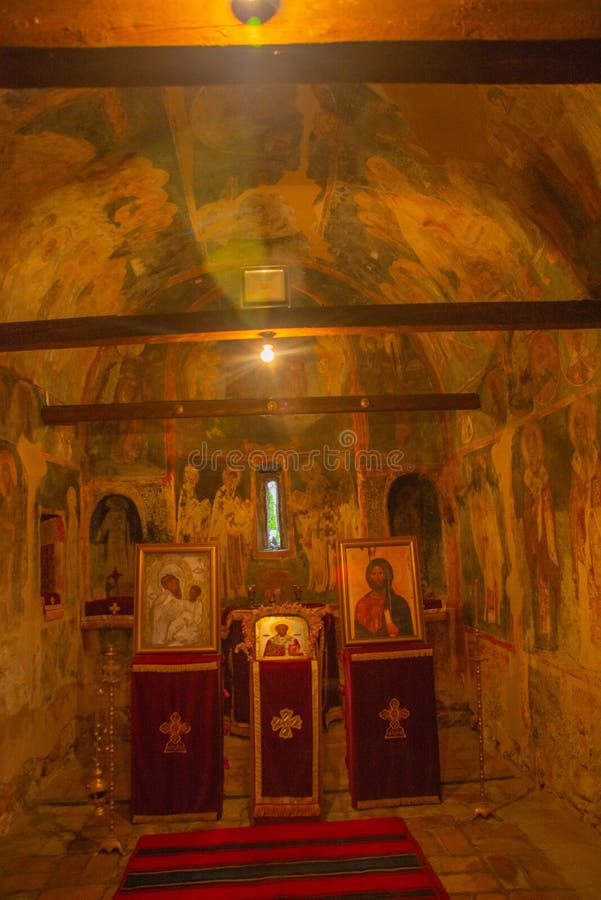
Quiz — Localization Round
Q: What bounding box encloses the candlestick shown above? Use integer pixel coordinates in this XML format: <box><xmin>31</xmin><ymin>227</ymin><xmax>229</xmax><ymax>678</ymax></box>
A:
<box><xmin>97</xmin><ymin>644</ymin><xmax>125</xmax><ymax>854</ymax></box>
<box><xmin>470</xmin><ymin>580</ymin><xmax>493</xmax><ymax>820</ymax></box>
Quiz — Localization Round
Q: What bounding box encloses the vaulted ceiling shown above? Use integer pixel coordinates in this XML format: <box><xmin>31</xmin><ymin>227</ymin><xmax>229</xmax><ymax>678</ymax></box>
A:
<box><xmin>1</xmin><ymin>2</ymin><xmax>601</xmax><ymax>415</ymax></box>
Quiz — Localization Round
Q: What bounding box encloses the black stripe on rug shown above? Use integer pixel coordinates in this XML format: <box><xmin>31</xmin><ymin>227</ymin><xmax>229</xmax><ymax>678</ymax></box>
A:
<box><xmin>135</xmin><ymin>829</ymin><xmax>410</xmax><ymax>857</ymax></box>
<box><xmin>121</xmin><ymin>851</ymin><xmax>422</xmax><ymax>890</ymax></box>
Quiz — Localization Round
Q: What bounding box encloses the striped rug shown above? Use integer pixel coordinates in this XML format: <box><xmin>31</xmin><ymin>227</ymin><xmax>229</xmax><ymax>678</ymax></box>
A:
<box><xmin>114</xmin><ymin>815</ymin><xmax>449</xmax><ymax>898</ymax></box>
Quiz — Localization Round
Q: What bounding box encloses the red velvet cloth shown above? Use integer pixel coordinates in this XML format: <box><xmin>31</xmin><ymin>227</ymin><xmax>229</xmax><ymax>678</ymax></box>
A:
<box><xmin>131</xmin><ymin>653</ymin><xmax>223</xmax><ymax>821</ymax></box>
<box><xmin>251</xmin><ymin>658</ymin><xmax>320</xmax><ymax>819</ymax></box>
<box><xmin>114</xmin><ymin>816</ymin><xmax>449</xmax><ymax>898</ymax></box>
<box><xmin>342</xmin><ymin>645</ymin><xmax>441</xmax><ymax>807</ymax></box>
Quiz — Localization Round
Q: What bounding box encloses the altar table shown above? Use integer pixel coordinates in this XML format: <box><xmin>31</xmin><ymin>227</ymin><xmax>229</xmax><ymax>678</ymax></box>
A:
<box><xmin>342</xmin><ymin>645</ymin><xmax>441</xmax><ymax>808</ymax></box>
<box><xmin>251</xmin><ymin>657</ymin><xmax>322</xmax><ymax>821</ymax></box>
<box><xmin>130</xmin><ymin>653</ymin><xmax>223</xmax><ymax>822</ymax></box>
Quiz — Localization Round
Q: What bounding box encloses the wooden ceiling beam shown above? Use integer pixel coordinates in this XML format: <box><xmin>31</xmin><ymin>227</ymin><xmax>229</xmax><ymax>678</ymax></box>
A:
<box><xmin>2</xmin><ymin>301</ymin><xmax>601</xmax><ymax>353</ymax></box>
<box><xmin>41</xmin><ymin>393</ymin><xmax>481</xmax><ymax>424</ymax></box>
<box><xmin>2</xmin><ymin>40</ymin><xmax>601</xmax><ymax>89</ymax></box>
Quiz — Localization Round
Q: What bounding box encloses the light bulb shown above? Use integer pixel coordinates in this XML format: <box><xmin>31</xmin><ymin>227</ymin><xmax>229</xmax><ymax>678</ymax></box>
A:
<box><xmin>231</xmin><ymin>0</ymin><xmax>280</xmax><ymax>24</ymax></box>
<box><xmin>260</xmin><ymin>343</ymin><xmax>275</xmax><ymax>363</ymax></box>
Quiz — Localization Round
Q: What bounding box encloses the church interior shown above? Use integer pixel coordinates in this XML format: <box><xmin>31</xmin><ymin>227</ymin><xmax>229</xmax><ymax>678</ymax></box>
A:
<box><xmin>2</xmin><ymin>1</ymin><xmax>601</xmax><ymax>896</ymax></box>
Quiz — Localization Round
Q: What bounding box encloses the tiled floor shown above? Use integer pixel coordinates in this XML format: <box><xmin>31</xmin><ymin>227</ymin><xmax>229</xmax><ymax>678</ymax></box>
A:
<box><xmin>2</xmin><ymin>721</ymin><xmax>601</xmax><ymax>898</ymax></box>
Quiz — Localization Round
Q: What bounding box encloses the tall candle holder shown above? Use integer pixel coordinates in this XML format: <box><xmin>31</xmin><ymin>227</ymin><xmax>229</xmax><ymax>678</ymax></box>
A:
<box><xmin>470</xmin><ymin>581</ymin><xmax>493</xmax><ymax>819</ymax></box>
<box><xmin>97</xmin><ymin>643</ymin><xmax>125</xmax><ymax>854</ymax></box>
<box><xmin>86</xmin><ymin>687</ymin><xmax>107</xmax><ymax>817</ymax></box>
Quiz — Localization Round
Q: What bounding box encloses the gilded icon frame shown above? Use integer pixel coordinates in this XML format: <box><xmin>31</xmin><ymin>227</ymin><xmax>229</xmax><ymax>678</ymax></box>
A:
<box><xmin>133</xmin><ymin>543</ymin><xmax>219</xmax><ymax>654</ymax></box>
<box><xmin>338</xmin><ymin>537</ymin><xmax>425</xmax><ymax>646</ymax></box>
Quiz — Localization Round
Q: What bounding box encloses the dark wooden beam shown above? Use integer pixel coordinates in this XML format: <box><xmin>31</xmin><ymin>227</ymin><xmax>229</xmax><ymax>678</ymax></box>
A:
<box><xmin>2</xmin><ymin>301</ymin><xmax>600</xmax><ymax>353</ymax></box>
<box><xmin>1</xmin><ymin>40</ymin><xmax>601</xmax><ymax>89</ymax></box>
<box><xmin>41</xmin><ymin>393</ymin><xmax>480</xmax><ymax>424</ymax></box>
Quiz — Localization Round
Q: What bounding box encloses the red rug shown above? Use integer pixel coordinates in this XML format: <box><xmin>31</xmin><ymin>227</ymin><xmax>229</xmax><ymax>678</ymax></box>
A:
<box><xmin>114</xmin><ymin>816</ymin><xmax>449</xmax><ymax>898</ymax></box>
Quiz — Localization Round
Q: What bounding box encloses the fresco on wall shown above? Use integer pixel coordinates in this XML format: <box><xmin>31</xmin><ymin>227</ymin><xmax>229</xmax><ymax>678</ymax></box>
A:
<box><xmin>210</xmin><ymin>467</ymin><xmax>253</xmax><ymax>603</ymax></box>
<box><xmin>37</xmin><ymin>462</ymin><xmax>80</xmax><ymax>614</ymax></box>
<box><xmin>560</xmin><ymin>330</ymin><xmax>599</xmax><ymax>387</ymax></box>
<box><xmin>7</xmin><ymin>380</ymin><xmax>40</xmax><ymax>444</ymax></box>
<box><xmin>87</xmin><ymin>494</ymin><xmax>143</xmax><ymax>621</ymax></box>
<box><xmin>567</xmin><ymin>395</ymin><xmax>601</xmax><ymax>659</ymax></box>
<box><xmin>0</xmin><ymin>442</ymin><xmax>25</xmax><ymax>622</ymax></box>
<box><xmin>290</xmin><ymin>465</ymin><xmax>359</xmax><ymax>597</ymax></box>
<box><xmin>174</xmin><ymin>463</ymin><xmax>252</xmax><ymax>603</ymax></box>
<box><xmin>170</xmin><ymin>335</ymin><xmax>356</xmax><ymax>457</ymax></box>
<box><xmin>469</xmin><ymin>332</ymin><xmax>562</xmax><ymax>446</ymax></box>
<box><xmin>512</xmin><ymin>421</ymin><xmax>563</xmax><ymax>650</ymax></box>
<box><xmin>457</xmin><ymin>450</ymin><xmax>509</xmax><ymax>633</ymax></box>
<box><xmin>86</xmin><ymin>347</ymin><xmax>167</xmax><ymax>476</ymax></box>
<box><xmin>175</xmin><ymin>464</ymin><xmax>212</xmax><ymax>543</ymax></box>
<box><xmin>529</xmin><ymin>332</ymin><xmax>560</xmax><ymax>407</ymax></box>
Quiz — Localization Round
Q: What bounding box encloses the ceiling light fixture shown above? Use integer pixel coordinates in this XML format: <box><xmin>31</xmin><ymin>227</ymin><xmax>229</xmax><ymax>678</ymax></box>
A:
<box><xmin>231</xmin><ymin>0</ymin><xmax>280</xmax><ymax>25</ymax></box>
<box><xmin>259</xmin><ymin>331</ymin><xmax>276</xmax><ymax>363</ymax></box>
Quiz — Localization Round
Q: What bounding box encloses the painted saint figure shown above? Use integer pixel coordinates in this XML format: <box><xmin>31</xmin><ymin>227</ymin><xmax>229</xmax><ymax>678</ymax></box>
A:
<box><xmin>151</xmin><ymin>565</ymin><xmax>203</xmax><ymax>647</ymax></box>
<box><xmin>263</xmin><ymin>622</ymin><xmax>303</xmax><ymax>657</ymax></box>
<box><xmin>568</xmin><ymin>397</ymin><xmax>601</xmax><ymax>654</ymax></box>
<box><xmin>175</xmin><ymin>464</ymin><xmax>211</xmax><ymax>543</ymax></box>
<box><xmin>520</xmin><ymin>422</ymin><xmax>560</xmax><ymax>648</ymax></box>
<box><xmin>354</xmin><ymin>557</ymin><xmax>413</xmax><ymax>640</ymax></box>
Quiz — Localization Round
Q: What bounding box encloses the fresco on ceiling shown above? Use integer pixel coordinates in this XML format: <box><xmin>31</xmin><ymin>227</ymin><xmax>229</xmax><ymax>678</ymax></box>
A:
<box><xmin>0</xmin><ymin>88</ymin><xmax>194</xmax><ymax>318</ymax></box>
<box><xmin>186</xmin><ymin>84</ymin><xmax>306</xmax><ymax>259</ymax></box>
<box><xmin>2</xmin><ymin>84</ymin><xmax>601</xmax><ymax>405</ymax></box>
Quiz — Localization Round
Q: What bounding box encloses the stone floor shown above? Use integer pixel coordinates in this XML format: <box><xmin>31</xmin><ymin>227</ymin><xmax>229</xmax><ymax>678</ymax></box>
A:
<box><xmin>2</xmin><ymin>721</ymin><xmax>601</xmax><ymax>898</ymax></box>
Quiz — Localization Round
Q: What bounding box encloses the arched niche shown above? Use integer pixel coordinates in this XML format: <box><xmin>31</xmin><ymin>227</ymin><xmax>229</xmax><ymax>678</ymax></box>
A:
<box><xmin>387</xmin><ymin>473</ymin><xmax>446</xmax><ymax>607</ymax></box>
<box><xmin>84</xmin><ymin>494</ymin><xmax>143</xmax><ymax>626</ymax></box>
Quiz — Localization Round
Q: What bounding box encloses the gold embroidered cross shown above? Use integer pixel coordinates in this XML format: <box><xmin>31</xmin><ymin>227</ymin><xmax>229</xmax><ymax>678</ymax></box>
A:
<box><xmin>379</xmin><ymin>698</ymin><xmax>410</xmax><ymax>739</ymax></box>
<box><xmin>159</xmin><ymin>711</ymin><xmax>191</xmax><ymax>753</ymax></box>
<box><xmin>109</xmin><ymin>601</ymin><xmax>121</xmax><ymax>615</ymax></box>
<box><xmin>271</xmin><ymin>707</ymin><xmax>302</xmax><ymax>739</ymax></box>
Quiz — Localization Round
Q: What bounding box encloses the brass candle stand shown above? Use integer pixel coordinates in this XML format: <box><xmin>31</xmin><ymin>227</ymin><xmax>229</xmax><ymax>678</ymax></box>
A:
<box><xmin>87</xmin><ymin>687</ymin><xmax>107</xmax><ymax>816</ymax></box>
<box><xmin>470</xmin><ymin>617</ymin><xmax>493</xmax><ymax>819</ymax></box>
<box><xmin>95</xmin><ymin>643</ymin><xmax>125</xmax><ymax>854</ymax></box>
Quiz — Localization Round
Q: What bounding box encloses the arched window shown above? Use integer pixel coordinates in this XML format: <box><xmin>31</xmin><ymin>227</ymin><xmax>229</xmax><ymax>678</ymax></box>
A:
<box><xmin>254</xmin><ymin>467</ymin><xmax>290</xmax><ymax>556</ymax></box>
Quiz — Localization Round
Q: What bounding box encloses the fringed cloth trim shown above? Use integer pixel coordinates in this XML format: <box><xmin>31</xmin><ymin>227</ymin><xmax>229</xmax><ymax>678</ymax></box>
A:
<box><xmin>132</xmin><ymin>810</ymin><xmax>220</xmax><ymax>823</ymax></box>
<box><xmin>132</xmin><ymin>661</ymin><xmax>219</xmax><ymax>672</ymax></box>
<box><xmin>351</xmin><ymin>647</ymin><xmax>433</xmax><ymax>662</ymax></box>
<box><xmin>253</xmin><ymin>802</ymin><xmax>322</xmax><ymax>818</ymax></box>
<box><xmin>356</xmin><ymin>794</ymin><xmax>440</xmax><ymax>809</ymax></box>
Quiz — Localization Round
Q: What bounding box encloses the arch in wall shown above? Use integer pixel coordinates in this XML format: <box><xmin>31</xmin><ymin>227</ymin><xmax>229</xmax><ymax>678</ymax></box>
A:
<box><xmin>387</xmin><ymin>472</ymin><xmax>446</xmax><ymax>606</ymax></box>
<box><xmin>88</xmin><ymin>494</ymin><xmax>143</xmax><ymax>600</ymax></box>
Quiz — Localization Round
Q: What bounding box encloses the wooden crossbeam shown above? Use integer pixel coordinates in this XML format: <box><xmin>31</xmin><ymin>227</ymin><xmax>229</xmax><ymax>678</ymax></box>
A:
<box><xmin>41</xmin><ymin>393</ymin><xmax>481</xmax><ymax>424</ymax></box>
<box><xmin>2</xmin><ymin>41</ymin><xmax>601</xmax><ymax>88</ymax></box>
<box><xmin>2</xmin><ymin>301</ymin><xmax>601</xmax><ymax>353</ymax></box>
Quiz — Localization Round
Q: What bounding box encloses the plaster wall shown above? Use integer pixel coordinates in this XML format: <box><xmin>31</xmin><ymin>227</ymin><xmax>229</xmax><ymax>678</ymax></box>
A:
<box><xmin>3</xmin><ymin>340</ymin><xmax>601</xmax><ymax>833</ymax></box>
